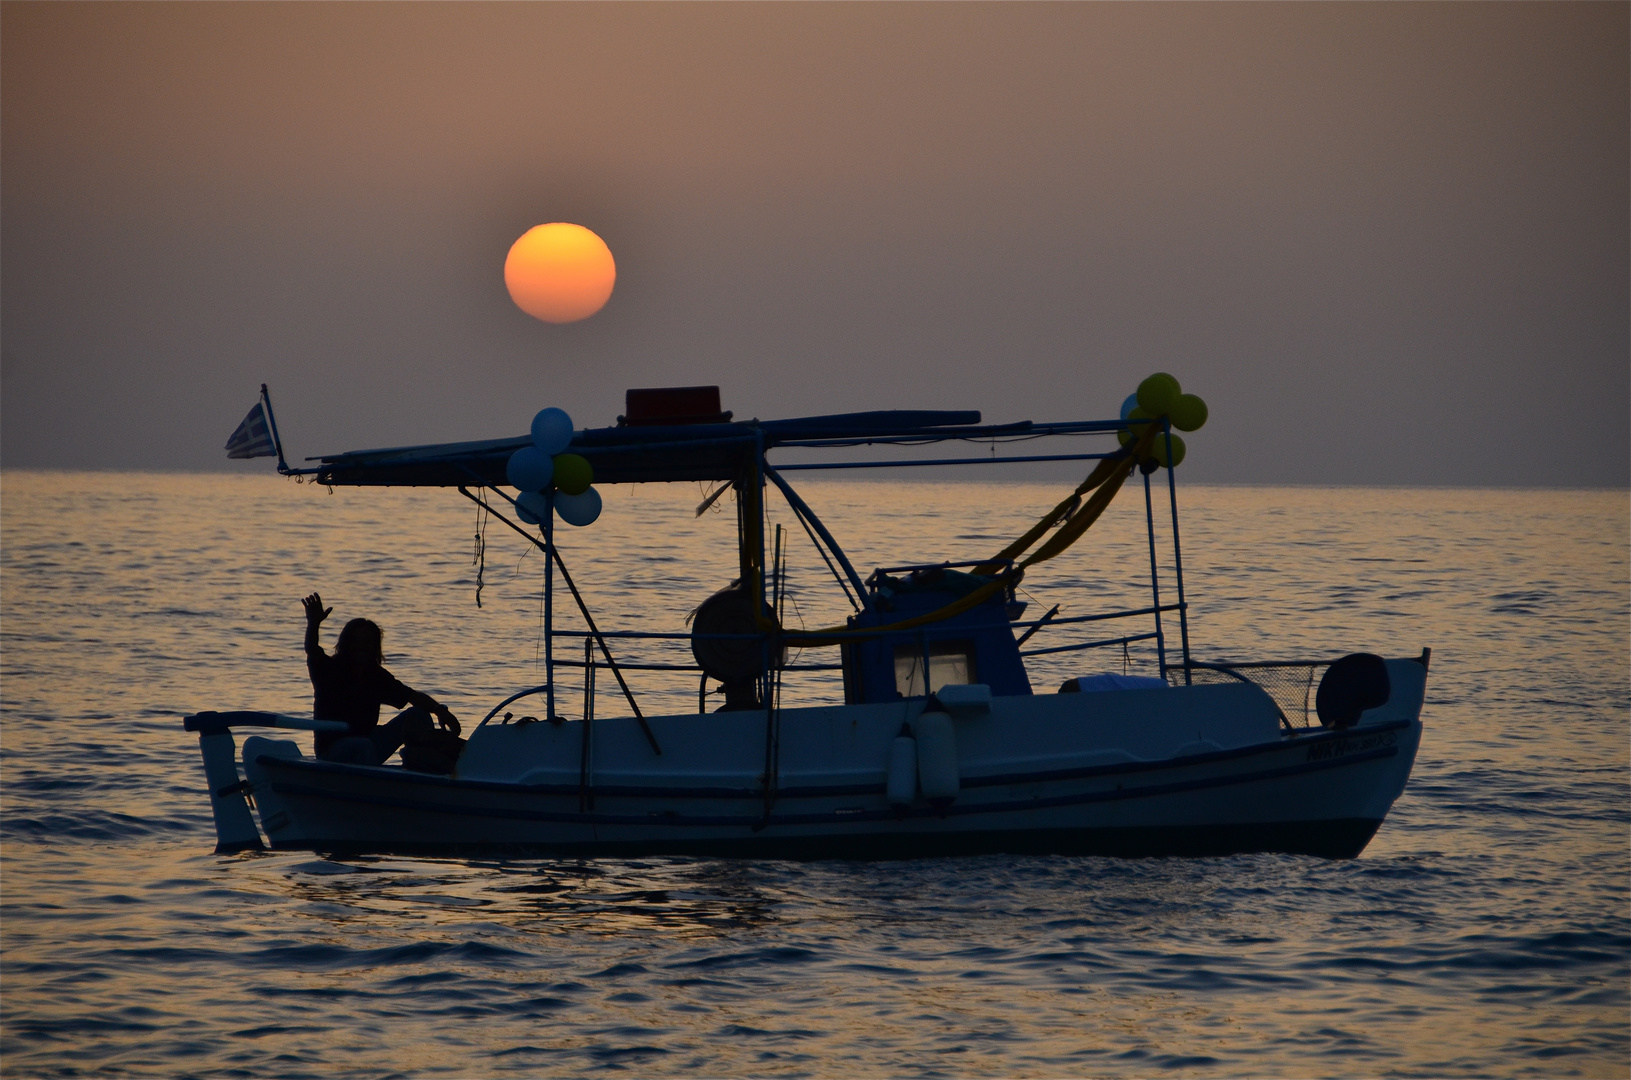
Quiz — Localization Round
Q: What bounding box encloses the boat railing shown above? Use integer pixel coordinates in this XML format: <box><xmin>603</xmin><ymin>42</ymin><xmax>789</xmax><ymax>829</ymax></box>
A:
<box><xmin>535</xmin><ymin>602</ymin><xmax>1182</xmax><ymax>648</ymax></box>
<box><xmin>479</xmin><ymin>598</ymin><xmax>1188</xmax><ymax>723</ymax></box>
<box><xmin>1011</xmin><ymin>604</ymin><xmax>1184</xmax><ymax>653</ymax></box>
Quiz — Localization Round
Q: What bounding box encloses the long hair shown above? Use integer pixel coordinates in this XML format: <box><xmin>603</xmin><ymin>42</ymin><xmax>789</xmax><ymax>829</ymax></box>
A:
<box><xmin>333</xmin><ymin>618</ymin><xmax>383</xmax><ymax>667</ymax></box>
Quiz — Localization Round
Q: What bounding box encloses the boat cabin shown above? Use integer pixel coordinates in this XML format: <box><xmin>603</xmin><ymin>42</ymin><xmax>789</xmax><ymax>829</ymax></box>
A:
<box><xmin>842</xmin><ymin>565</ymin><xmax>1032</xmax><ymax>704</ymax></box>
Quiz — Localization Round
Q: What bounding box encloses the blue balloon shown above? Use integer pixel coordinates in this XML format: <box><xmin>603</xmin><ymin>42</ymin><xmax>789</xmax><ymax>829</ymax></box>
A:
<box><xmin>514</xmin><ymin>490</ymin><xmax>548</xmax><ymax>525</ymax></box>
<box><xmin>1120</xmin><ymin>393</ymin><xmax>1140</xmax><ymax>421</ymax></box>
<box><xmin>554</xmin><ymin>487</ymin><xmax>602</xmax><ymax>527</ymax></box>
<box><xmin>531</xmin><ymin>408</ymin><xmax>574</xmax><ymax>455</ymax></box>
<box><xmin>506</xmin><ymin>447</ymin><xmax>554</xmax><ymax>492</ymax></box>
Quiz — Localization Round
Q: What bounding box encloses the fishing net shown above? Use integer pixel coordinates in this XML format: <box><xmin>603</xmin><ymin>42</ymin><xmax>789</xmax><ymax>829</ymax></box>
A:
<box><xmin>1166</xmin><ymin>661</ymin><xmax>1335</xmax><ymax>729</ymax></box>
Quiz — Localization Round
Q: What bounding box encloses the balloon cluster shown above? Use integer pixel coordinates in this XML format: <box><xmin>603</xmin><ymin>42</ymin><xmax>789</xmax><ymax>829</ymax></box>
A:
<box><xmin>505</xmin><ymin>408</ymin><xmax>602</xmax><ymax>527</ymax></box>
<box><xmin>1117</xmin><ymin>372</ymin><xmax>1208</xmax><ymax>468</ymax></box>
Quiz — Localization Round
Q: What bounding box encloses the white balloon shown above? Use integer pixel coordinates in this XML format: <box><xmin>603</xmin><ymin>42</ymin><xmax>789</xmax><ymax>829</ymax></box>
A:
<box><xmin>514</xmin><ymin>490</ymin><xmax>548</xmax><ymax>525</ymax></box>
<box><xmin>1120</xmin><ymin>393</ymin><xmax>1140</xmax><ymax>421</ymax></box>
<box><xmin>506</xmin><ymin>447</ymin><xmax>554</xmax><ymax>492</ymax></box>
<box><xmin>531</xmin><ymin>408</ymin><xmax>574</xmax><ymax>455</ymax></box>
<box><xmin>554</xmin><ymin>486</ymin><xmax>602</xmax><ymax>527</ymax></box>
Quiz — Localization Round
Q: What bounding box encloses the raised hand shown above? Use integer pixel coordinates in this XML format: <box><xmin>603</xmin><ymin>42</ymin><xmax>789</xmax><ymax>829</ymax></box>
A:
<box><xmin>302</xmin><ymin>593</ymin><xmax>333</xmax><ymax>624</ymax></box>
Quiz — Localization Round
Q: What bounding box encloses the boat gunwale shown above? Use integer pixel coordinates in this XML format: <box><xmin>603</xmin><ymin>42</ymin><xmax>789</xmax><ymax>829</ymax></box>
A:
<box><xmin>251</xmin><ymin>717</ymin><xmax>1413</xmax><ymax>804</ymax></box>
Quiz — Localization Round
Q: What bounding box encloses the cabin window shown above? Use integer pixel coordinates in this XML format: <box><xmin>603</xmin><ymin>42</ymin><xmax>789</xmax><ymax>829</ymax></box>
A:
<box><xmin>893</xmin><ymin>641</ymin><xmax>977</xmax><ymax>698</ymax></box>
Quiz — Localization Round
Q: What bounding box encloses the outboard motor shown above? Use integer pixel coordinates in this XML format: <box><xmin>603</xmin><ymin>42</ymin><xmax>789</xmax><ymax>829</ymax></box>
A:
<box><xmin>691</xmin><ymin>582</ymin><xmax>780</xmax><ymax>711</ymax></box>
<box><xmin>1315</xmin><ymin>653</ymin><xmax>1391</xmax><ymax>729</ymax></box>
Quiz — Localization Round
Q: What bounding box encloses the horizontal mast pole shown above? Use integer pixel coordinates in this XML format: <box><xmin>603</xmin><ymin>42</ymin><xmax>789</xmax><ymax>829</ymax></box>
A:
<box><xmin>774</xmin><ymin>451</ymin><xmax>1116</xmax><ymax>472</ymax></box>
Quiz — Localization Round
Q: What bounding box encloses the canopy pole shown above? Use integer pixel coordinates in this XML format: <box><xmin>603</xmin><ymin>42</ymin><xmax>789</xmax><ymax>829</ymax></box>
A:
<box><xmin>1164</xmin><ymin>424</ymin><xmax>1192</xmax><ymax>682</ymax></box>
<box><xmin>759</xmin><ymin>523</ymin><xmax>786</xmax><ymax>825</ymax></box>
<box><xmin>544</xmin><ymin>489</ymin><xmax>555</xmax><ymax>719</ymax></box>
<box><xmin>579</xmin><ymin>635</ymin><xmax>595</xmax><ymax>810</ymax></box>
<box><xmin>1143</xmin><ymin>468</ymin><xmax>1167</xmax><ymax>676</ymax></box>
<box><xmin>753</xmin><ymin>432</ymin><xmax>778</xmax><ymax>815</ymax></box>
<box><xmin>762</xmin><ymin>465</ymin><xmax>871</xmax><ymax>609</ymax></box>
<box><xmin>456</xmin><ymin>486</ymin><xmax>662</xmax><ymax>755</ymax></box>
<box><xmin>787</xmin><ymin>497</ymin><xmax>860</xmax><ymax>612</ymax></box>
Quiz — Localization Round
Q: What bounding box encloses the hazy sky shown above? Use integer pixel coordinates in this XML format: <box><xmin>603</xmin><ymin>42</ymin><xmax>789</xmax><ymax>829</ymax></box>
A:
<box><xmin>3</xmin><ymin>2</ymin><xmax>1626</xmax><ymax>485</ymax></box>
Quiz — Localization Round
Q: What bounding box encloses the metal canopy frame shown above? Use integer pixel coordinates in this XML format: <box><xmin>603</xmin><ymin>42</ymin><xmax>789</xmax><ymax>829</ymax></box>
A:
<box><xmin>281</xmin><ymin>407</ymin><xmax>1195</xmax><ymax>725</ymax></box>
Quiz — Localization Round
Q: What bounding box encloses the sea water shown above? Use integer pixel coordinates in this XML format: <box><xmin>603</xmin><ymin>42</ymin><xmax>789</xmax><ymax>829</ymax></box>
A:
<box><xmin>2</xmin><ymin>472</ymin><xmax>1626</xmax><ymax>1077</ymax></box>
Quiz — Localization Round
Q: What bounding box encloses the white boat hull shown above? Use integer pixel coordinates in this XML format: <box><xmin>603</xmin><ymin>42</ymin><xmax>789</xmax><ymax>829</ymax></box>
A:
<box><xmin>230</xmin><ymin>659</ymin><xmax>1427</xmax><ymax>860</ymax></box>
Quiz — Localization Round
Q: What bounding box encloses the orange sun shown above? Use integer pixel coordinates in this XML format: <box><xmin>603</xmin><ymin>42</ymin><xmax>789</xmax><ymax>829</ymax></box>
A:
<box><xmin>504</xmin><ymin>223</ymin><xmax>616</xmax><ymax>324</ymax></box>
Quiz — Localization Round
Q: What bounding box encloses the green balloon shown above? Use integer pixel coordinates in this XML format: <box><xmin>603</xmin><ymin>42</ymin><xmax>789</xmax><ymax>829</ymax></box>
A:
<box><xmin>1119</xmin><ymin>405</ymin><xmax>1155</xmax><ymax>446</ymax></box>
<box><xmin>552</xmin><ymin>453</ymin><xmax>594</xmax><ymax>495</ymax></box>
<box><xmin>1137</xmin><ymin>372</ymin><xmax>1181</xmax><ymax>416</ymax></box>
<box><xmin>1170</xmin><ymin>393</ymin><xmax>1208</xmax><ymax>432</ymax></box>
<box><xmin>1152</xmin><ymin>433</ymin><xmax>1187</xmax><ymax>468</ymax></box>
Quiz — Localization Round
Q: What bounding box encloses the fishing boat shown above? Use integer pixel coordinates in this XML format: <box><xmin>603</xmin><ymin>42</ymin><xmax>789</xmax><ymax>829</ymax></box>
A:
<box><xmin>189</xmin><ymin>381</ymin><xmax>1427</xmax><ymax>859</ymax></box>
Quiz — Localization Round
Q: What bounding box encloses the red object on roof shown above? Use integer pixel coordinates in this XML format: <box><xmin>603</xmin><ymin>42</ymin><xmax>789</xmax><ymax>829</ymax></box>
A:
<box><xmin>621</xmin><ymin>386</ymin><xmax>732</xmax><ymax>427</ymax></box>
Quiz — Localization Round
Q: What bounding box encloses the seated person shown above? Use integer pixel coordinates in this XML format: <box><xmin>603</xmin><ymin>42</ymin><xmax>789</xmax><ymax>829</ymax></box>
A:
<box><xmin>302</xmin><ymin>592</ymin><xmax>459</xmax><ymax>765</ymax></box>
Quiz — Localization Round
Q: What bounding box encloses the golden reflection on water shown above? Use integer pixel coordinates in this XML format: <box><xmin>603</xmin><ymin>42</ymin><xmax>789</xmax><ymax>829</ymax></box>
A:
<box><xmin>264</xmin><ymin>855</ymin><xmax>783</xmax><ymax>943</ymax></box>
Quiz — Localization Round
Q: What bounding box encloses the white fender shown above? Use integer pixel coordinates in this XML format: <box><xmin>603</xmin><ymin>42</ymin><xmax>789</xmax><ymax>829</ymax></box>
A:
<box><xmin>886</xmin><ymin>725</ymin><xmax>917</xmax><ymax>809</ymax></box>
<box><xmin>914</xmin><ymin>709</ymin><xmax>959</xmax><ymax>808</ymax></box>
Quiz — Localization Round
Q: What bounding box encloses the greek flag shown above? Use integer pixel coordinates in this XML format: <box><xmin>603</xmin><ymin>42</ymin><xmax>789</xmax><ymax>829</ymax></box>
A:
<box><xmin>225</xmin><ymin>400</ymin><xmax>276</xmax><ymax>459</ymax></box>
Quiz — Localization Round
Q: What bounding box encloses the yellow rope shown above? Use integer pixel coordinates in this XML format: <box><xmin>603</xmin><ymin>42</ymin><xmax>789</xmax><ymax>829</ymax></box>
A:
<box><xmin>970</xmin><ymin>453</ymin><xmax>1124</xmax><ymax>574</ymax></box>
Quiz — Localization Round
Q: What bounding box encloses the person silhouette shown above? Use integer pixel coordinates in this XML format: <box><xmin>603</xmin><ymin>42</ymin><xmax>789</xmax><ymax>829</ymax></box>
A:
<box><xmin>302</xmin><ymin>592</ymin><xmax>460</xmax><ymax>766</ymax></box>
